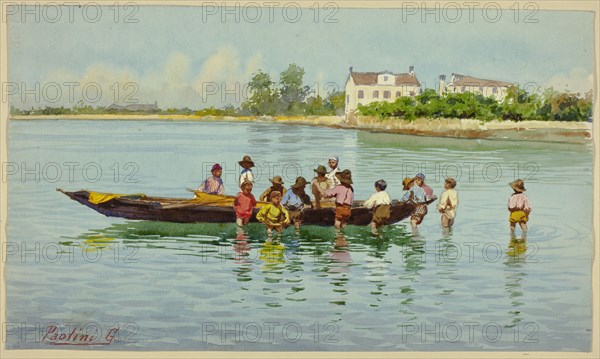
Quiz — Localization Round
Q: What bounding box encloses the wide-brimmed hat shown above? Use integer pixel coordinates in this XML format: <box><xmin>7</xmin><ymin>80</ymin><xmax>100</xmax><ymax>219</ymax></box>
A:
<box><xmin>269</xmin><ymin>175</ymin><xmax>284</xmax><ymax>185</ymax></box>
<box><xmin>291</xmin><ymin>176</ymin><xmax>308</xmax><ymax>188</ymax></box>
<box><xmin>238</xmin><ymin>155</ymin><xmax>255</xmax><ymax>167</ymax></box>
<box><xmin>402</xmin><ymin>177</ymin><xmax>415</xmax><ymax>190</ymax></box>
<box><xmin>335</xmin><ymin>169</ymin><xmax>353</xmax><ymax>184</ymax></box>
<box><xmin>509</xmin><ymin>179</ymin><xmax>526</xmax><ymax>192</ymax></box>
<box><xmin>313</xmin><ymin>165</ymin><xmax>327</xmax><ymax>175</ymax></box>
<box><xmin>211</xmin><ymin>163</ymin><xmax>222</xmax><ymax>172</ymax></box>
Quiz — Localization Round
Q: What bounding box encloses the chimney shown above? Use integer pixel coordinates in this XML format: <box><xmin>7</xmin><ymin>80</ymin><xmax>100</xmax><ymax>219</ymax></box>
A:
<box><xmin>349</xmin><ymin>66</ymin><xmax>353</xmax><ymax>73</ymax></box>
<box><xmin>409</xmin><ymin>65</ymin><xmax>415</xmax><ymax>76</ymax></box>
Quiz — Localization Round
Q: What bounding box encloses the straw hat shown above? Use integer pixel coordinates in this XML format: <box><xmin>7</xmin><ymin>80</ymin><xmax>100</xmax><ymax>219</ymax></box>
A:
<box><xmin>402</xmin><ymin>177</ymin><xmax>415</xmax><ymax>190</ymax></box>
<box><xmin>335</xmin><ymin>169</ymin><xmax>353</xmax><ymax>185</ymax></box>
<box><xmin>313</xmin><ymin>165</ymin><xmax>327</xmax><ymax>175</ymax></box>
<box><xmin>509</xmin><ymin>179</ymin><xmax>526</xmax><ymax>192</ymax></box>
<box><xmin>238</xmin><ymin>155</ymin><xmax>255</xmax><ymax>167</ymax></box>
<box><xmin>291</xmin><ymin>177</ymin><xmax>308</xmax><ymax>189</ymax></box>
<box><xmin>269</xmin><ymin>175</ymin><xmax>284</xmax><ymax>185</ymax></box>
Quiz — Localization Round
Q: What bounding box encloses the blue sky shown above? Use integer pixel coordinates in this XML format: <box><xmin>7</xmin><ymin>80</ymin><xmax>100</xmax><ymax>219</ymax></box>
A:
<box><xmin>7</xmin><ymin>5</ymin><xmax>595</xmax><ymax>109</ymax></box>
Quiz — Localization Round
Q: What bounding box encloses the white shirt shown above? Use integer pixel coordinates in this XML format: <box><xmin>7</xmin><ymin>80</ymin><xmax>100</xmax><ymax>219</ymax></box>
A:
<box><xmin>326</xmin><ymin>167</ymin><xmax>341</xmax><ymax>187</ymax></box>
<box><xmin>364</xmin><ymin>191</ymin><xmax>391</xmax><ymax>209</ymax></box>
<box><xmin>239</xmin><ymin>169</ymin><xmax>254</xmax><ymax>188</ymax></box>
<box><xmin>437</xmin><ymin>188</ymin><xmax>458</xmax><ymax>218</ymax></box>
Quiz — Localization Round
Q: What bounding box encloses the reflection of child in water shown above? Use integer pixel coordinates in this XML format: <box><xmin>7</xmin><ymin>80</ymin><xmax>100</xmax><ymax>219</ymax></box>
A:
<box><xmin>508</xmin><ymin>179</ymin><xmax>532</xmax><ymax>239</ymax></box>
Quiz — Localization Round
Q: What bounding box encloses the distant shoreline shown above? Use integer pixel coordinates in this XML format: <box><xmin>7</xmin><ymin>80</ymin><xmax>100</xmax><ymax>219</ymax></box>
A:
<box><xmin>10</xmin><ymin>114</ymin><xmax>593</xmax><ymax>144</ymax></box>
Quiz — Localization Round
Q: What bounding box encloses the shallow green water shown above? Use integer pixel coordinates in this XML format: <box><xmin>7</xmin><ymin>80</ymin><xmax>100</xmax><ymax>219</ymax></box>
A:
<box><xmin>6</xmin><ymin>120</ymin><xmax>593</xmax><ymax>351</ymax></box>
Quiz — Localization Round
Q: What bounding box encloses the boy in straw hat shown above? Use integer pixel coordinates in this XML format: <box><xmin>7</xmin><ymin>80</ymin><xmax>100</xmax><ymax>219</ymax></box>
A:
<box><xmin>324</xmin><ymin>169</ymin><xmax>354</xmax><ymax>230</ymax></box>
<box><xmin>256</xmin><ymin>191</ymin><xmax>290</xmax><ymax>236</ymax></box>
<box><xmin>259</xmin><ymin>175</ymin><xmax>287</xmax><ymax>202</ymax></box>
<box><xmin>401</xmin><ymin>176</ymin><xmax>428</xmax><ymax>232</ymax></box>
<box><xmin>364</xmin><ymin>179</ymin><xmax>391</xmax><ymax>235</ymax></box>
<box><xmin>197</xmin><ymin>163</ymin><xmax>225</xmax><ymax>195</ymax></box>
<box><xmin>508</xmin><ymin>179</ymin><xmax>532</xmax><ymax>239</ymax></box>
<box><xmin>282</xmin><ymin>176</ymin><xmax>313</xmax><ymax>231</ymax></box>
<box><xmin>238</xmin><ymin>155</ymin><xmax>255</xmax><ymax>188</ymax></box>
<box><xmin>311</xmin><ymin>165</ymin><xmax>333</xmax><ymax>209</ymax></box>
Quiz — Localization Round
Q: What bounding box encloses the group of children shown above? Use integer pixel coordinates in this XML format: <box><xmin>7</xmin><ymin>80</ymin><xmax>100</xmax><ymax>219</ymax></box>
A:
<box><xmin>199</xmin><ymin>154</ymin><xmax>532</xmax><ymax>239</ymax></box>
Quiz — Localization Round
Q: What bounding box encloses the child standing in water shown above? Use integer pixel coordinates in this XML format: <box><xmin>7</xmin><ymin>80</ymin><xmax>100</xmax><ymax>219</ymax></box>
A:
<box><xmin>364</xmin><ymin>179</ymin><xmax>391</xmax><ymax>235</ymax></box>
<box><xmin>234</xmin><ymin>181</ymin><xmax>257</xmax><ymax>229</ymax></box>
<box><xmin>508</xmin><ymin>179</ymin><xmax>532</xmax><ymax>239</ymax></box>
<box><xmin>256</xmin><ymin>191</ymin><xmax>290</xmax><ymax>236</ymax></box>
<box><xmin>437</xmin><ymin>178</ymin><xmax>458</xmax><ymax>229</ymax></box>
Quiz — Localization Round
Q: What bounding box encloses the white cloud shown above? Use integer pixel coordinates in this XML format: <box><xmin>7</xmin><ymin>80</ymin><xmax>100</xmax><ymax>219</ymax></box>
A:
<box><xmin>12</xmin><ymin>47</ymin><xmax>263</xmax><ymax>110</ymax></box>
<box><xmin>193</xmin><ymin>46</ymin><xmax>263</xmax><ymax>107</ymax></box>
<box><xmin>543</xmin><ymin>67</ymin><xmax>594</xmax><ymax>94</ymax></box>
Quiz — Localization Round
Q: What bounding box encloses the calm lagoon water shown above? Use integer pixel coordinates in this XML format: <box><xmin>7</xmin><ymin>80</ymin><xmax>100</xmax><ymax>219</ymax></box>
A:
<box><xmin>6</xmin><ymin>119</ymin><xmax>594</xmax><ymax>351</ymax></box>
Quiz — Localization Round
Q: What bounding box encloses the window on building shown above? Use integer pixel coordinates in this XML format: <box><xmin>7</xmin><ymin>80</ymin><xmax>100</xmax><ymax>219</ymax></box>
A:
<box><xmin>384</xmin><ymin>76</ymin><xmax>388</xmax><ymax>81</ymax></box>
<box><xmin>373</xmin><ymin>90</ymin><xmax>379</xmax><ymax>98</ymax></box>
<box><xmin>383</xmin><ymin>91</ymin><xmax>390</xmax><ymax>99</ymax></box>
<box><xmin>358</xmin><ymin>90</ymin><xmax>364</xmax><ymax>99</ymax></box>
<box><xmin>479</xmin><ymin>86</ymin><xmax>483</xmax><ymax>92</ymax></box>
<box><xmin>492</xmin><ymin>87</ymin><xmax>498</xmax><ymax>94</ymax></box>
<box><xmin>461</xmin><ymin>86</ymin><xmax>466</xmax><ymax>92</ymax></box>
<box><xmin>346</xmin><ymin>95</ymin><xmax>349</xmax><ymax>103</ymax></box>
<box><xmin>396</xmin><ymin>91</ymin><xmax>401</xmax><ymax>98</ymax></box>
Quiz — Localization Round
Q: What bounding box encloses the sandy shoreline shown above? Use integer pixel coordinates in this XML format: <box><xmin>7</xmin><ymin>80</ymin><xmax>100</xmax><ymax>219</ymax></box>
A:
<box><xmin>10</xmin><ymin>114</ymin><xmax>593</xmax><ymax>144</ymax></box>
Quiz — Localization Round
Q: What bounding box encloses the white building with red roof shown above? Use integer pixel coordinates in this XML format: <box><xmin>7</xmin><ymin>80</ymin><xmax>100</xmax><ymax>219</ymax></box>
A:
<box><xmin>439</xmin><ymin>73</ymin><xmax>514</xmax><ymax>101</ymax></box>
<box><xmin>344</xmin><ymin>66</ymin><xmax>421</xmax><ymax>114</ymax></box>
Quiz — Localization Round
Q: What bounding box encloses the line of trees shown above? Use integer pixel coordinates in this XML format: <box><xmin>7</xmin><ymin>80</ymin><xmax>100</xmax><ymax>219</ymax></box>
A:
<box><xmin>240</xmin><ymin>63</ymin><xmax>345</xmax><ymax>116</ymax></box>
<box><xmin>357</xmin><ymin>86</ymin><xmax>593</xmax><ymax>122</ymax></box>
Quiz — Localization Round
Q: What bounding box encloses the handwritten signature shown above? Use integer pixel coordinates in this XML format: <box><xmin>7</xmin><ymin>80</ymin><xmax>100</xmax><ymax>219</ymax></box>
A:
<box><xmin>43</xmin><ymin>325</ymin><xmax>119</xmax><ymax>346</ymax></box>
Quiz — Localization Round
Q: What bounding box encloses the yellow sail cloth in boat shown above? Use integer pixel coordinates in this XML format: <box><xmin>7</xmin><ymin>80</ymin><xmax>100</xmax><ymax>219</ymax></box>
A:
<box><xmin>88</xmin><ymin>191</ymin><xmax>145</xmax><ymax>204</ymax></box>
<box><xmin>191</xmin><ymin>191</ymin><xmax>268</xmax><ymax>208</ymax></box>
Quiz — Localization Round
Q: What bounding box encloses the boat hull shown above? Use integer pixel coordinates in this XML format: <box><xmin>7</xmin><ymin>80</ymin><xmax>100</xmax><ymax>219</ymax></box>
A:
<box><xmin>58</xmin><ymin>189</ymin><xmax>421</xmax><ymax>226</ymax></box>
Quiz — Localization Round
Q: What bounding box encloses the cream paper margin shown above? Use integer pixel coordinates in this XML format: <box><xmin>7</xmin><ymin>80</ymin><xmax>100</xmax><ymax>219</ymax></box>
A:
<box><xmin>0</xmin><ymin>1</ymin><xmax>598</xmax><ymax>358</ymax></box>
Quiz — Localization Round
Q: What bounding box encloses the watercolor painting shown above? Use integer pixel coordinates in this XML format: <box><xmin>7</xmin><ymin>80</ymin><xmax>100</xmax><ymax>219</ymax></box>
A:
<box><xmin>1</xmin><ymin>1</ymin><xmax>598</xmax><ymax>357</ymax></box>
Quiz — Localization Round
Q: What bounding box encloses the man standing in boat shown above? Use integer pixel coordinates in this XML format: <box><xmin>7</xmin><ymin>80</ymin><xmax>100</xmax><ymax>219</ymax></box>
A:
<box><xmin>238</xmin><ymin>155</ymin><xmax>255</xmax><ymax>188</ymax></box>
<box><xmin>326</xmin><ymin>155</ymin><xmax>341</xmax><ymax>187</ymax></box>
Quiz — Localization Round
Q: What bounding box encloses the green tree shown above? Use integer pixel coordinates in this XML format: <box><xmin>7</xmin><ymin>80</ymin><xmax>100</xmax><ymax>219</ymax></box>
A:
<box><xmin>500</xmin><ymin>85</ymin><xmax>542</xmax><ymax>121</ymax></box>
<box><xmin>241</xmin><ymin>70</ymin><xmax>279</xmax><ymax>115</ymax></box>
<box><xmin>278</xmin><ymin>64</ymin><xmax>309</xmax><ymax>115</ymax></box>
<box><xmin>327</xmin><ymin>91</ymin><xmax>346</xmax><ymax>115</ymax></box>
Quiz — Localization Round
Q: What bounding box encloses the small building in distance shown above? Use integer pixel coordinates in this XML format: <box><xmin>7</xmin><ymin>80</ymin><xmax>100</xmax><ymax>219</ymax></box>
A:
<box><xmin>439</xmin><ymin>73</ymin><xmax>513</xmax><ymax>101</ymax></box>
<box><xmin>344</xmin><ymin>66</ymin><xmax>421</xmax><ymax>115</ymax></box>
<box><xmin>106</xmin><ymin>101</ymin><xmax>159</xmax><ymax>112</ymax></box>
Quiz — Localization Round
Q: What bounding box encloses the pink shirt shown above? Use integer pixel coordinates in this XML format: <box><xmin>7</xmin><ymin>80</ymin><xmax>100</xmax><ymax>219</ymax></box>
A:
<box><xmin>234</xmin><ymin>192</ymin><xmax>257</xmax><ymax>219</ymax></box>
<box><xmin>508</xmin><ymin>193</ymin><xmax>531</xmax><ymax>212</ymax></box>
<box><xmin>421</xmin><ymin>183</ymin><xmax>434</xmax><ymax>198</ymax></box>
<box><xmin>324</xmin><ymin>185</ymin><xmax>354</xmax><ymax>206</ymax></box>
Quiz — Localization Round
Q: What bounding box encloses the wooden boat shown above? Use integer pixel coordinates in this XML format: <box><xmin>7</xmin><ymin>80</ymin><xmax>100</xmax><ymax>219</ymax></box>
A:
<box><xmin>57</xmin><ymin>189</ymin><xmax>433</xmax><ymax>226</ymax></box>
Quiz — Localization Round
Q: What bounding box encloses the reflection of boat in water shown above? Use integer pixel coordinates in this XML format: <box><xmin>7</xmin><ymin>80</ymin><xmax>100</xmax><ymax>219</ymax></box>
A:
<box><xmin>58</xmin><ymin>189</ymin><xmax>433</xmax><ymax>226</ymax></box>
